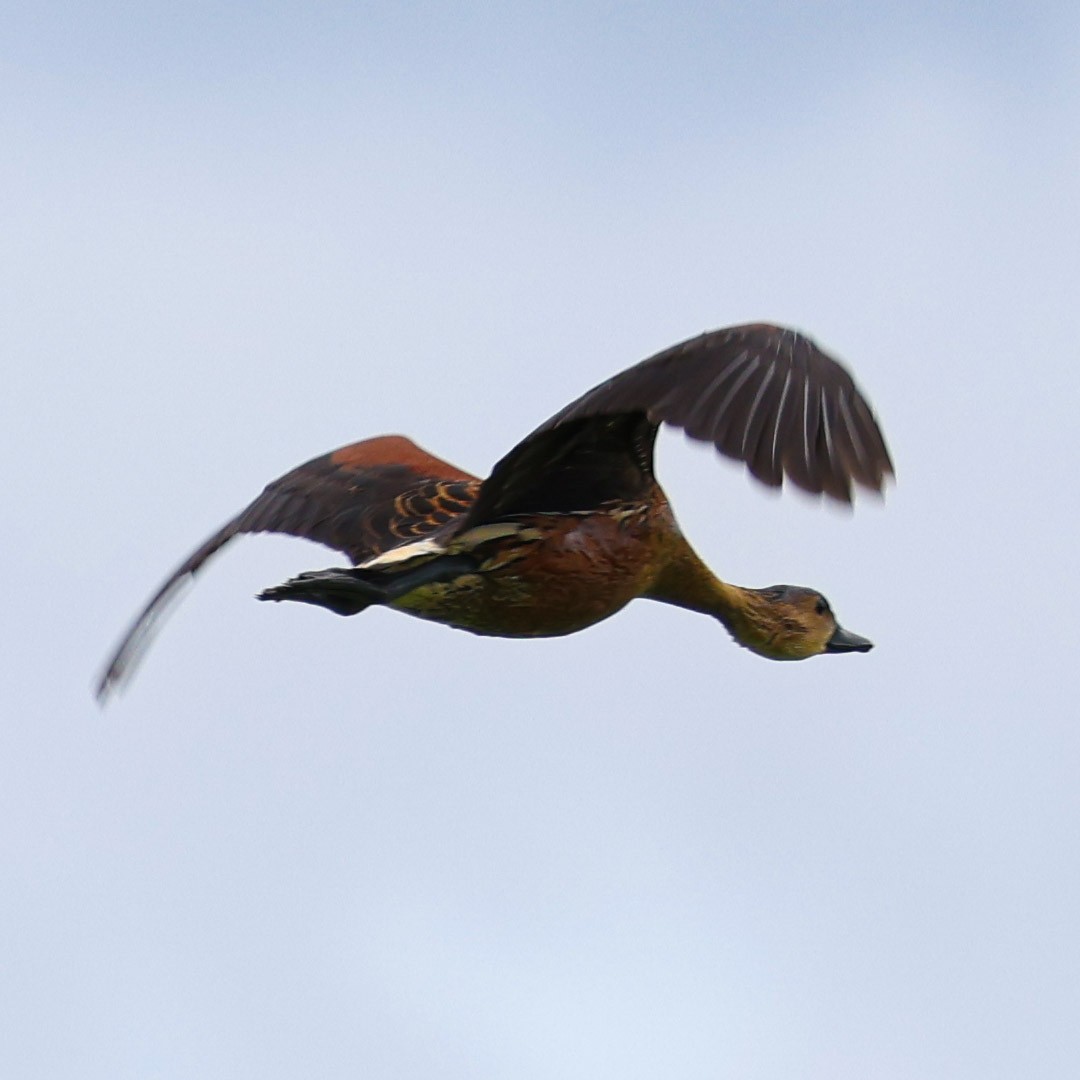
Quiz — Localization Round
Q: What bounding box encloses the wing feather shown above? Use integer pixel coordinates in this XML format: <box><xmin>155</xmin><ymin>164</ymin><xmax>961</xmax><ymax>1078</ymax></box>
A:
<box><xmin>97</xmin><ymin>436</ymin><xmax>478</xmax><ymax>701</ymax></box>
<box><xmin>534</xmin><ymin>323</ymin><xmax>893</xmax><ymax>501</ymax></box>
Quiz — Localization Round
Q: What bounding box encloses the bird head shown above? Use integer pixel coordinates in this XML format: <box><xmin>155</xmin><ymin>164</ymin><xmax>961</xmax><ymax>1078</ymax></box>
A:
<box><xmin>734</xmin><ymin>585</ymin><xmax>873</xmax><ymax>661</ymax></box>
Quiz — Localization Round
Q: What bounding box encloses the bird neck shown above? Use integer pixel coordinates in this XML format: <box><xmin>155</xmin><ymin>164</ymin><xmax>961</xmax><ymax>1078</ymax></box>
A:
<box><xmin>648</xmin><ymin>540</ymin><xmax>773</xmax><ymax>650</ymax></box>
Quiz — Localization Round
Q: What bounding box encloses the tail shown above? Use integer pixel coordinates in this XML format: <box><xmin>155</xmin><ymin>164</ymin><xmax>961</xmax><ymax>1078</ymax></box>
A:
<box><xmin>258</xmin><ymin>554</ymin><xmax>480</xmax><ymax>616</ymax></box>
<box><xmin>258</xmin><ymin>568</ymin><xmax>381</xmax><ymax>616</ymax></box>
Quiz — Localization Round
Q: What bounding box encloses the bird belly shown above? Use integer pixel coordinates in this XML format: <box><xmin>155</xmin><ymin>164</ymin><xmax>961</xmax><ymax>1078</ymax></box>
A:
<box><xmin>388</xmin><ymin>511</ymin><xmax>664</xmax><ymax>637</ymax></box>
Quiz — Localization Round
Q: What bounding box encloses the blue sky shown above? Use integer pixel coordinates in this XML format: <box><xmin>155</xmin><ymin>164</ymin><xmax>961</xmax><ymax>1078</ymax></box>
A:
<box><xmin>3</xmin><ymin>4</ymin><xmax>1079</xmax><ymax>1077</ymax></box>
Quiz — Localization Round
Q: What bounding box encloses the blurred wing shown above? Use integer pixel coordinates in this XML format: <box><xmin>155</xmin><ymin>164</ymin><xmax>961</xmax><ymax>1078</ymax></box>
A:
<box><xmin>535</xmin><ymin>323</ymin><xmax>893</xmax><ymax>503</ymax></box>
<box><xmin>97</xmin><ymin>435</ymin><xmax>479</xmax><ymax>701</ymax></box>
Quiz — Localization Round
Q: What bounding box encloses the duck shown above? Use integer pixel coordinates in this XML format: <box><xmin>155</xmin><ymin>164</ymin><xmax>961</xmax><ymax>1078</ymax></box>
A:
<box><xmin>96</xmin><ymin>322</ymin><xmax>893</xmax><ymax>702</ymax></box>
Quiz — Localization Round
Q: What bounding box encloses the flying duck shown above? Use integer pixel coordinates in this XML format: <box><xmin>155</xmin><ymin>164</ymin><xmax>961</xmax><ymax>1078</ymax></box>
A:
<box><xmin>97</xmin><ymin>323</ymin><xmax>893</xmax><ymax>701</ymax></box>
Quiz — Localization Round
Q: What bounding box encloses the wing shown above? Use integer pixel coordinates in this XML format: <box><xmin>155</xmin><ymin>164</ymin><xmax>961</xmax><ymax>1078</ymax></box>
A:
<box><xmin>464</xmin><ymin>323</ymin><xmax>892</xmax><ymax>527</ymax></box>
<box><xmin>460</xmin><ymin>413</ymin><xmax>659</xmax><ymax>527</ymax></box>
<box><xmin>97</xmin><ymin>435</ymin><xmax>479</xmax><ymax>701</ymax></box>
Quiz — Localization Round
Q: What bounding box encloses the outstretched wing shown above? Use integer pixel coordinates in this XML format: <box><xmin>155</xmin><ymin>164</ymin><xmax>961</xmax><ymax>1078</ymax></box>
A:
<box><xmin>463</xmin><ymin>323</ymin><xmax>892</xmax><ymax>528</ymax></box>
<box><xmin>97</xmin><ymin>435</ymin><xmax>479</xmax><ymax>701</ymax></box>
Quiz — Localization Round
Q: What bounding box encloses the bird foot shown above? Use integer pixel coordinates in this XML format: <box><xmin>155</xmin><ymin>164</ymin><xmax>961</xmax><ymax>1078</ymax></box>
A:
<box><xmin>257</xmin><ymin>568</ymin><xmax>384</xmax><ymax>616</ymax></box>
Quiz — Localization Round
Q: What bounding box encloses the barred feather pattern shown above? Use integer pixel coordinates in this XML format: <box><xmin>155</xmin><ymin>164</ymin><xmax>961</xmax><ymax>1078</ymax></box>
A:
<box><xmin>533</xmin><ymin>323</ymin><xmax>893</xmax><ymax>502</ymax></box>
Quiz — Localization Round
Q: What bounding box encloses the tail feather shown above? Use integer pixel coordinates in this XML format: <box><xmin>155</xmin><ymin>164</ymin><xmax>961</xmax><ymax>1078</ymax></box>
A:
<box><xmin>258</xmin><ymin>553</ymin><xmax>481</xmax><ymax>616</ymax></box>
<box><xmin>258</xmin><ymin>568</ymin><xmax>380</xmax><ymax>616</ymax></box>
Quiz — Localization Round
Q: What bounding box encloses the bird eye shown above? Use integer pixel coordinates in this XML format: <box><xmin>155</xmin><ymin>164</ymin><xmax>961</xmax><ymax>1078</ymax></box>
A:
<box><xmin>814</xmin><ymin>599</ymin><xmax>828</xmax><ymax>616</ymax></box>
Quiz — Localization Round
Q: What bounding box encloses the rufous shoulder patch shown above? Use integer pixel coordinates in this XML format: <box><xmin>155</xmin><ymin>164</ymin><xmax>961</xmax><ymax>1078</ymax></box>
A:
<box><xmin>330</xmin><ymin>435</ymin><xmax>478</xmax><ymax>481</ymax></box>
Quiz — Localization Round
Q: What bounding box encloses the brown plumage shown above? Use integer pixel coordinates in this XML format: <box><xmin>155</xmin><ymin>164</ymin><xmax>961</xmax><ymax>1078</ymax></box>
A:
<box><xmin>97</xmin><ymin>323</ymin><xmax>893</xmax><ymax>701</ymax></box>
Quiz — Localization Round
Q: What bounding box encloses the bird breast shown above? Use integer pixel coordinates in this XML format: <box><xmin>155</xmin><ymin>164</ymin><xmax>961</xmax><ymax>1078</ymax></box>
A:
<box><xmin>390</xmin><ymin>504</ymin><xmax>669</xmax><ymax>638</ymax></box>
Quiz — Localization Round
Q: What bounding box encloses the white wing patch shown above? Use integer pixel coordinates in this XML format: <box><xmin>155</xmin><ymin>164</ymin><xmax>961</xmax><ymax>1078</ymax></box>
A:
<box><xmin>769</xmin><ymin>369</ymin><xmax>794</xmax><ymax>469</ymax></box>
<box><xmin>359</xmin><ymin>522</ymin><xmax>538</xmax><ymax>570</ymax></box>
<box><xmin>800</xmin><ymin>373</ymin><xmax>812</xmax><ymax>475</ymax></box>
<box><xmin>820</xmin><ymin>385</ymin><xmax>836</xmax><ymax>468</ymax></box>
<box><xmin>837</xmin><ymin>390</ymin><xmax>868</xmax><ymax>470</ymax></box>
<box><xmin>740</xmin><ymin>360</ymin><xmax>776</xmax><ymax>455</ymax></box>
<box><xmin>358</xmin><ymin>536</ymin><xmax>449</xmax><ymax>569</ymax></box>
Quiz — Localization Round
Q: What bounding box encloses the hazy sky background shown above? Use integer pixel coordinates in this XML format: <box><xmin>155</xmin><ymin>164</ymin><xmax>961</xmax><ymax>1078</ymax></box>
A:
<box><xmin>4</xmin><ymin>3</ymin><xmax>1080</xmax><ymax>1077</ymax></box>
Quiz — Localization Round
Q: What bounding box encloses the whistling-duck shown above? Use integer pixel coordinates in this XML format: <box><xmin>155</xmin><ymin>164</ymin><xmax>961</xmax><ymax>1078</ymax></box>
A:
<box><xmin>97</xmin><ymin>323</ymin><xmax>893</xmax><ymax>701</ymax></box>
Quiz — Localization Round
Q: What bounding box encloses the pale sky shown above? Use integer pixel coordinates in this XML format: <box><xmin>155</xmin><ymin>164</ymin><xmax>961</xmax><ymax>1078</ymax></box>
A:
<box><xmin>4</xmin><ymin>4</ymin><xmax>1080</xmax><ymax>1077</ymax></box>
